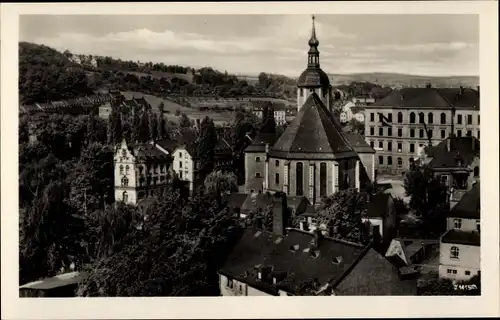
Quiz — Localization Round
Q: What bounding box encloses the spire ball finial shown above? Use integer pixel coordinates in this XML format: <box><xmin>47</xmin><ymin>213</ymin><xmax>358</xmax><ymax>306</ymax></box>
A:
<box><xmin>309</xmin><ymin>14</ymin><xmax>319</xmax><ymax>47</ymax></box>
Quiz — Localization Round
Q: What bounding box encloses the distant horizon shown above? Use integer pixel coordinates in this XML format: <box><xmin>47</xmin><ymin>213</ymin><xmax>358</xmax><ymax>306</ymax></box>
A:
<box><xmin>20</xmin><ymin>14</ymin><xmax>479</xmax><ymax>78</ymax></box>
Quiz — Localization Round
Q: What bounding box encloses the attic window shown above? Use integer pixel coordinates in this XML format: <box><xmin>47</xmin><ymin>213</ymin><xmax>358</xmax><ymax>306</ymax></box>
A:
<box><xmin>333</xmin><ymin>256</ymin><xmax>343</xmax><ymax>264</ymax></box>
<box><xmin>310</xmin><ymin>250</ymin><xmax>320</xmax><ymax>259</ymax></box>
<box><xmin>289</xmin><ymin>244</ymin><xmax>300</xmax><ymax>252</ymax></box>
<box><xmin>274</xmin><ymin>237</ymin><xmax>283</xmax><ymax>244</ymax></box>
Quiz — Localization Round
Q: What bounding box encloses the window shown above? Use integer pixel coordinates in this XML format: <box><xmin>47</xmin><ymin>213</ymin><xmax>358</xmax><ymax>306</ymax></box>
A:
<box><xmin>410</xmin><ymin>143</ymin><xmax>415</xmax><ymax>153</ymax></box>
<box><xmin>122</xmin><ymin>191</ymin><xmax>128</xmax><ymax>203</ymax></box>
<box><xmin>428</xmin><ymin>130</ymin><xmax>433</xmax><ymax>139</ymax></box>
<box><xmin>441</xmin><ymin>130</ymin><xmax>446</xmax><ymax>139</ymax></box>
<box><xmin>255</xmin><ymin>157</ymin><xmax>261</xmax><ymax>162</ymax></box>
<box><xmin>121</xmin><ymin>177</ymin><xmax>129</xmax><ymax>187</ymax></box>
<box><xmin>410</xmin><ymin>112</ymin><xmax>416</xmax><ymax>124</ymax></box>
<box><xmin>428</xmin><ymin>112</ymin><xmax>434</xmax><ymax>124</ymax></box>
<box><xmin>388</xmin><ymin>141</ymin><xmax>392</xmax><ymax>151</ymax></box>
<box><xmin>467</xmin><ymin>114</ymin><xmax>472</xmax><ymax>125</ymax></box>
<box><xmin>457</xmin><ymin>130</ymin><xmax>462</xmax><ymax>137</ymax></box>
<box><xmin>378</xmin><ymin>141</ymin><xmax>383</xmax><ymax>149</ymax></box>
<box><xmin>397</xmin><ymin>128</ymin><xmax>402</xmax><ymax>137</ymax></box>
<box><xmin>387</xmin><ymin>113</ymin><xmax>393</xmax><ymax>122</ymax></box>
<box><xmin>179</xmin><ymin>161</ymin><xmax>182</xmax><ymax>168</ymax></box>
<box><xmin>397</xmin><ymin>112</ymin><xmax>403</xmax><ymax>123</ymax></box>
<box><xmin>397</xmin><ymin>142</ymin><xmax>402</xmax><ymax>152</ymax></box>
<box><xmin>467</xmin><ymin>130</ymin><xmax>472</xmax><ymax>137</ymax></box>
<box><xmin>370</xmin><ymin>141</ymin><xmax>374</xmax><ymax>148</ymax></box>
<box><xmin>454</xmin><ymin>219</ymin><xmax>462</xmax><ymax>229</ymax></box>
<box><xmin>227</xmin><ymin>278</ymin><xmax>234</xmax><ymax>289</ymax></box>
<box><xmin>239</xmin><ymin>284</ymin><xmax>243</xmax><ymax>293</ymax></box>
<box><xmin>320</xmin><ymin>162</ymin><xmax>327</xmax><ymax>198</ymax></box>
<box><xmin>300</xmin><ymin>88</ymin><xmax>303</xmax><ymax>97</ymax></box>
<box><xmin>275</xmin><ymin>160</ymin><xmax>279</xmax><ymax>167</ymax></box>
<box><xmin>478</xmin><ymin>130</ymin><xmax>480</xmax><ymax>139</ymax></box>
<box><xmin>441</xmin><ymin>175</ymin><xmax>448</xmax><ymax>185</ymax></box>
<box><xmin>465</xmin><ymin>271</ymin><xmax>471</xmax><ymax>276</ymax></box>
<box><xmin>457</xmin><ymin>114</ymin><xmax>463</xmax><ymax>124</ymax></box>
<box><xmin>447</xmin><ymin>269</ymin><xmax>457</xmax><ymax>274</ymax></box>
<box><xmin>388</xmin><ymin>156</ymin><xmax>393</xmax><ymax>165</ymax></box>
<box><xmin>255</xmin><ymin>172</ymin><xmax>261</xmax><ymax>178</ymax></box>
<box><xmin>125</xmin><ymin>165</ymin><xmax>129</xmax><ymax>175</ymax></box>
<box><xmin>296</xmin><ymin>162</ymin><xmax>303</xmax><ymax>196</ymax></box>
<box><xmin>275</xmin><ymin>173</ymin><xmax>280</xmax><ymax>185</ymax></box>
<box><xmin>379</xmin><ymin>127</ymin><xmax>383</xmax><ymax>136</ymax></box>
<box><xmin>474</xmin><ymin>166</ymin><xmax>479</xmax><ymax>177</ymax></box>
<box><xmin>387</xmin><ymin>127</ymin><xmax>392</xmax><ymax>136</ymax></box>
<box><xmin>370</xmin><ymin>127</ymin><xmax>375</xmax><ymax>136</ymax></box>
<box><xmin>180</xmin><ymin>171</ymin><xmax>183</xmax><ymax>179</ymax></box>
<box><xmin>410</xmin><ymin>129</ymin><xmax>415</xmax><ymax>138</ymax></box>
<box><xmin>419</xmin><ymin>113</ymin><xmax>425</xmax><ymax>124</ymax></box>
<box><xmin>450</xmin><ymin>246</ymin><xmax>460</xmax><ymax>259</ymax></box>
<box><xmin>476</xmin><ymin>220</ymin><xmax>480</xmax><ymax>232</ymax></box>
<box><xmin>478</xmin><ymin>114</ymin><xmax>480</xmax><ymax>125</ymax></box>
<box><xmin>179</xmin><ymin>152</ymin><xmax>182</xmax><ymax>158</ymax></box>
<box><xmin>379</xmin><ymin>156</ymin><xmax>384</xmax><ymax>165</ymax></box>
<box><xmin>397</xmin><ymin>157</ymin><xmax>403</xmax><ymax>168</ymax></box>
<box><xmin>419</xmin><ymin>129</ymin><xmax>424</xmax><ymax>138</ymax></box>
<box><xmin>440</xmin><ymin>113</ymin><xmax>446</xmax><ymax>124</ymax></box>
<box><xmin>370</xmin><ymin>113</ymin><xmax>375</xmax><ymax>122</ymax></box>
<box><xmin>119</xmin><ymin>165</ymin><xmax>124</xmax><ymax>175</ymax></box>
<box><xmin>378</xmin><ymin>113</ymin><xmax>383</xmax><ymax>123</ymax></box>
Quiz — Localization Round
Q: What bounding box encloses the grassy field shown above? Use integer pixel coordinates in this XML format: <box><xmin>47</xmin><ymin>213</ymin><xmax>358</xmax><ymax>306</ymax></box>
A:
<box><xmin>122</xmin><ymin>91</ymin><xmax>235</xmax><ymax>125</ymax></box>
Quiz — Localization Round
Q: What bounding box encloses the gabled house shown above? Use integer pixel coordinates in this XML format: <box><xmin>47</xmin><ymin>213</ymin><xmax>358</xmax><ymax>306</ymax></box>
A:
<box><xmin>425</xmin><ymin>136</ymin><xmax>480</xmax><ymax>208</ymax></box>
<box><xmin>385</xmin><ymin>238</ymin><xmax>440</xmax><ymax>268</ymax></box>
<box><xmin>439</xmin><ymin>183</ymin><xmax>480</xmax><ymax>281</ymax></box>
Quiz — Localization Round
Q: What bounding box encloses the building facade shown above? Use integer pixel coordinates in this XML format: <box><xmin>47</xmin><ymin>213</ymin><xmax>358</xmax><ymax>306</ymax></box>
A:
<box><xmin>364</xmin><ymin>86</ymin><xmax>480</xmax><ymax>174</ymax></box>
<box><xmin>438</xmin><ymin>183</ymin><xmax>480</xmax><ymax>281</ymax></box>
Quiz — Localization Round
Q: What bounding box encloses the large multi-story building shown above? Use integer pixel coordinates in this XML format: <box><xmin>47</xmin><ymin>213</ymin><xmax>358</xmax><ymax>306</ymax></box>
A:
<box><xmin>364</xmin><ymin>85</ymin><xmax>480</xmax><ymax>174</ymax></box>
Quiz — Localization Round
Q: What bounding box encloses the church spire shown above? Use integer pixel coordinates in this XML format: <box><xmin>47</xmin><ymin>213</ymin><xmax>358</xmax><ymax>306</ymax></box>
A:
<box><xmin>307</xmin><ymin>15</ymin><xmax>320</xmax><ymax>68</ymax></box>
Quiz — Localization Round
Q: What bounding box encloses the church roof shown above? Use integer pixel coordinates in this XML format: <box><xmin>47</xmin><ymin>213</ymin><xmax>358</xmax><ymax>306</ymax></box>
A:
<box><xmin>297</xmin><ymin>68</ymin><xmax>330</xmax><ymax>88</ymax></box>
<box><xmin>269</xmin><ymin>93</ymin><xmax>358</xmax><ymax>160</ymax></box>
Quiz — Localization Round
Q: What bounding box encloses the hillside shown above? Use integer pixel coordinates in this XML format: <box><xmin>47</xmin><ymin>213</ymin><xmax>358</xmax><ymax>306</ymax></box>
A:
<box><xmin>19</xmin><ymin>42</ymin><xmax>94</xmax><ymax>104</ymax></box>
<box><xmin>327</xmin><ymin>72</ymin><xmax>479</xmax><ymax>88</ymax></box>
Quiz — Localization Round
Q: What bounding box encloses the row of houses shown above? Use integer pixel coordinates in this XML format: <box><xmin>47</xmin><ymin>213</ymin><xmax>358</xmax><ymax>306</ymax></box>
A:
<box><xmin>19</xmin><ymin>94</ymin><xmax>114</xmax><ymax>116</ymax></box>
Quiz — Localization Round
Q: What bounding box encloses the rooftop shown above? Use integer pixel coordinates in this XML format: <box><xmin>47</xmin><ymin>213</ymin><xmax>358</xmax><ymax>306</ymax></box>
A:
<box><xmin>344</xmin><ymin>131</ymin><xmax>376</xmax><ymax>154</ymax></box>
<box><xmin>448</xmin><ymin>183</ymin><xmax>480</xmax><ymax>220</ymax></box>
<box><xmin>20</xmin><ymin>272</ymin><xmax>88</xmax><ymax>290</ymax></box>
<box><xmin>364</xmin><ymin>193</ymin><xmax>392</xmax><ymax>218</ymax></box>
<box><xmin>269</xmin><ymin>93</ymin><xmax>357</xmax><ymax>160</ymax></box>
<box><xmin>427</xmin><ymin>136</ymin><xmax>479</xmax><ymax>169</ymax></box>
<box><xmin>244</xmin><ymin>132</ymin><xmax>278</xmax><ymax>153</ymax></box>
<box><xmin>441</xmin><ymin>229</ymin><xmax>480</xmax><ymax>246</ymax></box>
<box><xmin>370</xmin><ymin>87</ymin><xmax>479</xmax><ymax>110</ymax></box>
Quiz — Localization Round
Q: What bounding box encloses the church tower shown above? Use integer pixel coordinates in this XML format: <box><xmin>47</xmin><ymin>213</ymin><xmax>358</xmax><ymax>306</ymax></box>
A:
<box><xmin>297</xmin><ymin>15</ymin><xmax>333</xmax><ymax>112</ymax></box>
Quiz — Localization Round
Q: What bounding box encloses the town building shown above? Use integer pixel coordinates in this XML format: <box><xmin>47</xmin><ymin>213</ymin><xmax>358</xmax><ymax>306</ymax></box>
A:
<box><xmin>425</xmin><ymin>136</ymin><xmax>480</xmax><ymax>208</ymax></box>
<box><xmin>438</xmin><ymin>183</ymin><xmax>480</xmax><ymax>281</ymax></box>
<box><xmin>114</xmin><ymin>139</ymin><xmax>174</xmax><ymax>205</ymax></box>
<box><xmin>251</xmin><ymin>104</ymin><xmax>288</xmax><ymax>126</ymax></box>
<box><xmin>385</xmin><ymin>238</ymin><xmax>440</xmax><ymax>268</ymax></box>
<box><xmin>362</xmin><ymin>193</ymin><xmax>398</xmax><ymax>247</ymax></box>
<box><xmin>19</xmin><ymin>94</ymin><xmax>114</xmax><ymax>116</ymax></box>
<box><xmin>244</xmin><ymin>17</ymin><xmax>374</xmax><ymax>206</ymax></box>
<box><xmin>218</xmin><ymin>226</ymin><xmax>417</xmax><ymax>296</ymax></box>
<box><xmin>364</xmin><ymin>85</ymin><xmax>480</xmax><ymax>174</ymax></box>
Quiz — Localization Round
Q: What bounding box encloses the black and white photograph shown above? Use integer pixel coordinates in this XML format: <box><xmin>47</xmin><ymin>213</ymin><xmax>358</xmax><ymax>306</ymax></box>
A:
<box><xmin>1</xmin><ymin>1</ymin><xmax>499</xmax><ymax>319</ymax></box>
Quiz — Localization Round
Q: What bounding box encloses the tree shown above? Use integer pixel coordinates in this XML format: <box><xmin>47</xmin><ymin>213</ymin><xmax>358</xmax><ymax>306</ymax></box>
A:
<box><xmin>204</xmin><ymin>170</ymin><xmax>238</xmax><ymax>196</ymax></box>
<box><xmin>157</xmin><ymin>113</ymin><xmax>168</xmax><ymax>140</ymax></box>
<box><xmin>149</xmin><ymin>112</ymin><xmax>159</xmax><ymax>142</ymax></box>
<box><xmin>130</xmin><ymin>108</ymin><xmax>141</xmax><ymax>143</ymax></box>
<box><xmin>77</xmin><ymin>188</ymin><xmax>242</xmax><ymax>296</ymax></box>
<box><xmin>108</xmin><ymin>108</ymin><xmax>123</xmax><ymax>145</ymax></box>
<box><xmin>404</xmin><ymin>164</ymin><xmax>448</xmax><ymax>237</ymax></box>
<box><xmin>350</xmin><ymin>119</ymin><xmax>365</xmax><ymax>135</ymax></box>
<box><xmin>138</xmin><ymin>110</ymin><xmax>151</xmax><ymax>142</ymax></box>
<box><xmin>197</xmin><ymin>117</ymin><xmax>217</xmax><ymax>174</ymax></box>
<box><xmin>20</xmin><ymin>181</ymin><xmax>84</xmax><ymax>284</ymax></box>
<box><xmin>260</xmin><ymin>103</ymin><xmax>276</xmax><ymax>134</ymax></box>
<box><xmin>315</xmin><ymin>189</ymin><xmax>370</xmax><ymax>244</ymax></box>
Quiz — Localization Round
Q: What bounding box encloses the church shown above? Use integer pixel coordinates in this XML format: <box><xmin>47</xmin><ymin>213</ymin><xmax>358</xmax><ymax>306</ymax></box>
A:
<box><xmin>244</xmin><ymin>16</ymin><xmax>375</xmax><ymax>206</ymax></box>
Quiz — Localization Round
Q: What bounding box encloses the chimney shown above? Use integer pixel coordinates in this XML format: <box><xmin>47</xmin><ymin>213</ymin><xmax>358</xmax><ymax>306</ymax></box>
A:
<box><xmin>312</xmin><ymin>229</ymin><xmax>322</xmax><ymax>249</ymax></box>
<box><xmin>272</xmin><ymin>192</ymin><xmax>288</xmax><ymax>236</ymax></box>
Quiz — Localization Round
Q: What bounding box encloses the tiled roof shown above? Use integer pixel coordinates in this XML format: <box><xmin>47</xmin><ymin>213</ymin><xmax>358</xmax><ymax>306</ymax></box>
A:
<box><xmin>364</xmin><ymin>193</ymin><xmax>392</xmax><ymax>218</ymax></box>
<box><xmin>333</xmin><ymin>249</ymin><xmax>418</xmax><ymax>296</ymax></box>
<box><xmin>219</xmin><ymin>228</ymin><xmax>366</xmax><ymax>295</ymax></box>
<box><xmin>344</xmin><ymin>132</ymin><xmax>375</xmax><ymax>154</ymax></box>
<box><xmin>286</xmin><ymin>196</ymin><xmax>309</xmax><ymax>208</ymax></box>
<box><xmin>448</xmin><ymin>183</ymin><xmax>480</xmax><ymax>219</ymax></box>
<box><xmin>244</xmin><ymin>133</ymin><xmax>278</xmax><ymax>153</ymax></box>
<box><xmin>297</xmin><ymin>67</ymin><xmax>330</xmax><ymax>88</ymax></box>
<box><xmin>427</xmin><ymin>136</ymin><xmax>479</xmax><ymax>169</ymax></box>
<box><xmin>131</xmin><ymin>143</ymin><xmax>170</xmax><ymax>162</ymax></box>
<box><xmin>154</xmin><ymin>138</ymin><xmax>179</xmax><ymax>153</ymax></box>
<box><xmin>371</xmin><ymin>87</ymin><xmax>479</xmax><ymax>110</ymax></box>
<box><xmin>441</xmin><ymin>229</ymin><xmax>480</xmax><ymax>246</ymax></box>
<box><xmin>241</xmin><ymin>192</ymin><xmax>273</xmax><ymax>213</ymax></box>
<box><xmin>269</xmin><ymin>93</ymin><xmax>357</xmax><ymax>160</ymax></box>
<box><xmin>223</xmin><ymin>193</ymin><xmax>248</xmax><ymax>209</ymax></box>
<box><xmin>20</xmin><ymin>272</ymin><xmax>88</xmax><ymax>290</ymax></box>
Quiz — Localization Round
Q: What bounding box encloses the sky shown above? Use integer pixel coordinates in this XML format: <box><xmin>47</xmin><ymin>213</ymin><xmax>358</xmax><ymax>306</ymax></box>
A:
<box><xmin>19</xmin><ymin>14</ymin><xmax>479</xmax><ymax>77</ymax></box>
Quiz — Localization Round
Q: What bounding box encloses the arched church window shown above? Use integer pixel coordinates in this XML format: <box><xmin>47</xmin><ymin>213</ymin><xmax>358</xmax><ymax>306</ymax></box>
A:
<box><xmin>122</xmin><ymin>191</ymin><xmax>128</xmax><ymax>203</ymax></box>
<box><xmin>296</xmin><ymin>162</ymin><xmax>304</xmax><ymax>196</ymax></box>
<box><xmin>320</xmin><ymin>162</ymin><xmax>327</xmax><ymax>198</ymax></box>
